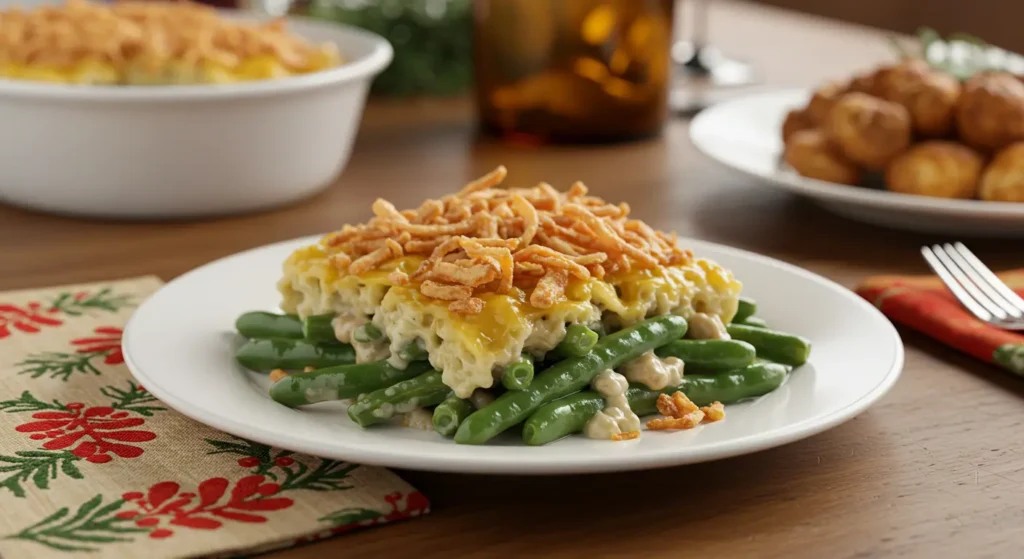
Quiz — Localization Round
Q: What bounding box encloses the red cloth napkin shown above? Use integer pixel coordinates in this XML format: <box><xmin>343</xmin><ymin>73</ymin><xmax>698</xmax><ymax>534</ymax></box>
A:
<box><xmin>856</xmin><ymin>270</ymin><xmax>1024</xmax><ymax>376</ymax></box>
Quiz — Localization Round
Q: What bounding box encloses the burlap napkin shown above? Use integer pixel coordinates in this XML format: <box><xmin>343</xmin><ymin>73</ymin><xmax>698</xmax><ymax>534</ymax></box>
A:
<box><xmin>856</xmin><ymin>269</ymin><xmax>1024</xmax><ymax>376</ymax></box>
<box><xmin>0</xmin><ymin>277</ymin><xmax>429</xmax><ymax>559</ymax></box>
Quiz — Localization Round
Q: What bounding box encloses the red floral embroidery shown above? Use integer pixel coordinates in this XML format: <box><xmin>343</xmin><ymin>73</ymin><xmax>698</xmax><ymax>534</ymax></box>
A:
<box><xmin>15</xmin><ymin>404</ymin><xmax>156</xmax><ymax>464</ymax></box>
<box><xmin>0</xmin><ymin>302</ymin><xmax>63</xmax><ymax>338</ymax></box>
<box><xmin>380</xmin><ymin>491</ymin><xmax>430</xmax><ymax>522</ymax></box>
<box><xmin>115</xmin><ymin>475</ymin><xmax>295</xmax><ymax>537</ymax></box>
<box><xmin>71</xmin><ymin>326</ymin><xmax>124</xmax><ymax>364</ymax></box>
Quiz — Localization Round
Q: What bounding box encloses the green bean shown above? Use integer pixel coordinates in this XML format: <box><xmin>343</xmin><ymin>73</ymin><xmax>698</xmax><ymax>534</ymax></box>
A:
<box><xmin>432</xmin><ymin>396</ymin><xmax>476</xmax><ymax>436</ymax></box>
<box><xmin>523</xmin><ymin>362</ymin><xmax>789</xmax><ymax>445</ymax></box>
<box><xmin>655</xmin><ymin>339</ymin><xmax>757</xmax><ymax>372</ymax></box>
<box><xmin>501</xmin><ymin>354</ymin><xmax>534</xmax><ymax>390</ymax></box>
<box><xmin>269</xmin><ymin>360</ymin><xmax>432</xmax><ymax>407</ymax></box>
<box><xmin>235</xmin><ymin>311</ymin><xmax>303</xmax><ymax>340</ymax></box>
<box><xmin>347</xmin><ymin>370</ymin><xmax>451</xmax><ymax>427</ymax></box>
<box><xmin>353</xmin><ymin>323</ymin><xmax>383</xmax><ymax>343</ymax></box>
<box><xmin>552</xmin><ymin>324</ymin><xmax>600</xmax><ymax>358</ymax></box>
<box><xmin>302</xmin><ymin>314</ymin><xmax>339</xmax><ymax>344</ymax></box>
<box><xmin>630</xmin><ymin>363</ymin><xmax>791</xmax><ymax>414</ymax></box>
<box><xmin>235</xmin><ymin>339</ymin><xmax>355</xmax><ymax>371</ymax></box>
<box><xmin>726</xmin><ymin>324</ymin><xmax>811</xmax><ymax>366</ymax></box>
<box><xmin>398</xmin><ymin>341</ymin><xmax>429</xmax><ymax>362</ymax></box>
<box><xmin>735</xmin><ymin>316</ymin><xmax>769</xmax><ymax>329</ymax></box>
<box><xmin>453</xmin><ymin>315</ymin><xmax>688</xmax><ymax>445</ymax></box>
<box><xmin>733</xmin><ymin>296</ymin><xmax>757</xmax><ymax>323</ymax></box>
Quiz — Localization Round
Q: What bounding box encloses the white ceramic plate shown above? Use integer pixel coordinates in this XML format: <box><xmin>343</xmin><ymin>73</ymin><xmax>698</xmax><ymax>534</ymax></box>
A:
<box><xmin>123</xmin><ymin>235</ymin><xmax>904</xmax><ymax>475</ymax></box>
<box><xmin>689</xmin><ymin>89</ymin><xmax>1024</xmax><ymax>237</ymax></box>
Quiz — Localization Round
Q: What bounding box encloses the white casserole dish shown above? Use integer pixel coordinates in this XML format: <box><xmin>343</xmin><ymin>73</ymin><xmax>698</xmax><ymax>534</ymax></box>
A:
<box><xmin>0</xmin><ymin>14</ymin><xmax>392</xmax><ymax>219</ymax></box>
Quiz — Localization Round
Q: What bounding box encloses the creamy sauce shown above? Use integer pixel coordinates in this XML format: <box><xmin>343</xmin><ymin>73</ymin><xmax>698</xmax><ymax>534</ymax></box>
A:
<box><xmin>621</xmin><ymin>351</ymin><xmax>684</xmax><ymax>390</ymax></box>
<box><xmin>687</xmin><ymin>312</ymin><xmax>730</xmax><ymax>340</ymax></box>
<box><xmin>386</xmin><ymin>353</ymin><xmax>410</xmax><ymax>370</ymax></box>
<box><xmin>353</xmin><ymin>337</ymin><xmax>390</xmax><ymax>364</ymax></box>
<box><xmin>401</xmin><ymin>408</ymin><xmax>435</xmax><ymax>431</ymax></box>
<box><xmin>386</xmin><ymin>337</ymin><xmax>423</xmax><ymax>371</ymax></box>
<box><xmin>331</xmin><ymin>313</ymin><xmax>368</xmax><ymax>344</ymax></box>
<box><xmin>583</xmin><ymin>369</ymin><xmax>641</xmax><ymax>440</ymax></box>
<box><xmin>303</xmin><ymin>387</ymin><xmax>335</xmax><ymax>404</ymax></box>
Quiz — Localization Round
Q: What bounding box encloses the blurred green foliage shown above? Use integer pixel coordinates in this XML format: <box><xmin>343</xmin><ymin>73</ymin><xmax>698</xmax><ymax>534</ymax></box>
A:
<box><xmin>890</xmin><ymin>27</ymin><xmax>1024</xmax><ymax>81</ymax></box>
<box><xmin>307</xmin><ymin>0</ymin><xmax>473</xmax><ymax>96</ymax></box>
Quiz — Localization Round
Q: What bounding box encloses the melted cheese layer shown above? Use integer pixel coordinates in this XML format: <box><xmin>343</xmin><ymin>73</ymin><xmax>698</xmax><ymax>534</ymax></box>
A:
<box><xmin>277</xmin><ymin>243</ymin><xmax>742</xmax><ymax>397</ymax></box>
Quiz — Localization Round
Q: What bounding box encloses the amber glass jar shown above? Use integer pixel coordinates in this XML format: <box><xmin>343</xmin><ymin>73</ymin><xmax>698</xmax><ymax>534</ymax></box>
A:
<box><xmin>473</xmin><ymin>0</ymin><xmax>675</xmax><ymax>144</ymax></box>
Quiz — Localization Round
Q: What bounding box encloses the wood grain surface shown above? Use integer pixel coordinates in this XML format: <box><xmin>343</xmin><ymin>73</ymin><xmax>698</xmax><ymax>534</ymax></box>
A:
<box><xmin>1</xmin><ymin>2</ymin><xmax>1020</xmax><ymax>558</ymax></box>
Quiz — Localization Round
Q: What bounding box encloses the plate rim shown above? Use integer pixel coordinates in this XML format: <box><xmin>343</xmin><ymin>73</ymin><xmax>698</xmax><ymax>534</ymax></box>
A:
<box><xmin>123</xmin><ymin>234</ymin><xmax>905</xmax><ymax>475</ymax></box>
<box><xmin>689</xmin><ymin>87</ymin><xmax>1024</xmax><ymax>219</ymax></box>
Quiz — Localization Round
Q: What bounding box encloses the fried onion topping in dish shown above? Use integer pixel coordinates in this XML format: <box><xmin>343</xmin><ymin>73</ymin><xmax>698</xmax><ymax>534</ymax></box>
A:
<box><xmin>0</xmin><ymin>0</ymin><xmax>341</xmax><ymax>85</ymax></box>
<box><xmin>322</xmin><ymin>166</ymin><xmax>694</xmax><ymax>314</ymax></box>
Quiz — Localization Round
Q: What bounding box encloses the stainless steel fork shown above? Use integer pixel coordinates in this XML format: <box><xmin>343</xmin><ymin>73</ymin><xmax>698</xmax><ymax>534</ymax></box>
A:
<box><xmin>921</xmin><ymin>242</ymin><xmax>1024</xmax><ymax>330</ymax></box>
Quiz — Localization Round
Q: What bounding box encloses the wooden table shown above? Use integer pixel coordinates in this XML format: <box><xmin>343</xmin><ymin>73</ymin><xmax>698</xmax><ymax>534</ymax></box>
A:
<box><xmin>2</xmin><ymin>2</ymin><xmax>1021</xmax><ymax>557</ymax></box>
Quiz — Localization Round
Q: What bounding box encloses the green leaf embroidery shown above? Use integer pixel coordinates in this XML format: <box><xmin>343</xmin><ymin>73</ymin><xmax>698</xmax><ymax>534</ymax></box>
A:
<box><xmin>16</xmin><ymin>351</ymin><xmax>104</xmax><ymax>381</ymax></box>
<box><xmin>205</xmin><ymin>434</ymin><xmax>276</xmax><ymax>472</ymax></box>
<box><xmin>0</xmin><ymin>391</ymin><xmax>64</xmax><ymax>414</ymax></box>
<box><xmin>102</xmin><ymin>382</ymin><xmax>165</xmax><ymax>417</ymax></box>
<box><xmin>319</xmin><ymin>507</ymin><xmax>382</xmax><ymax>527</ymax></box>
<box><xmin>4</xmin><ymin>495</ymin><xmax>146</xmax><ymax>552</ymax></box>
<box><xmin>0</xmin><ymin>450</ymin><xmax>82</xmax><ymax>498</ymax></box>
<box><xmin>204</xmin><ymin>435</ymin><xmax>359</xmax><ymax>489</ymax></box>
<box><xmin>279</xmin><ymin>459</ymin><xmax>359</xmax><ymax>492</ymax></box>
<box><xmin>48</xmin><ymin>288</ymin><xmax>135</xmax><ymax>316</ymax></box>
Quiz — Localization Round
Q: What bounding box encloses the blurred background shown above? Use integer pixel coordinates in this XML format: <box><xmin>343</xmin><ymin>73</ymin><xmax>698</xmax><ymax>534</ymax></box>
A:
<box><xmin>751</xmin><ymin>0</ymin><xmax>1023</xmax><ymax>55</ymax></box>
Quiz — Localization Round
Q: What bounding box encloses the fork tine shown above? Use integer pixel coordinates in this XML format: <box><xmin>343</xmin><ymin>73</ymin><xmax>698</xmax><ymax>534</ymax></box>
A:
<box><xmin>951</xmin><ymin>242</ymin><xmax>1024</xmax><ymax>316</ymax></box>
<box><xmin>943</xmin><ymin>243</ymin><xmax>1023</xmax><ymax>319</ymax></box>
<box><xmin>930</xmin><ymin>245</ymin><xmax>1008</xmax><ymax>320</ymax></box>
<box><xmin>921</xmin><ymin>246</ymin><xmax>994</xmax><ymax>322</ymax></box>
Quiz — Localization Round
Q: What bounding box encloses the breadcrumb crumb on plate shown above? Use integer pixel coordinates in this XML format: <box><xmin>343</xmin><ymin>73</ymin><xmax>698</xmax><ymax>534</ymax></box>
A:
<box><xmin>646</xmin><ymin>410</ymin><xmax>706</xmax><ymax>431</ymax></box>
<box><xmin>701</xmin><ymin>402</ymin><xmax>726</xmax><ymax>422</ymax></box>
<box><xmin>646</xmin><ymin>392</ymin><xmax>723</xmax><ymax>431</ymax></box>
<box><xmin>612</xmin><ymin>431</ymin><xmax>641</xmax><ymax>441</ymax></box>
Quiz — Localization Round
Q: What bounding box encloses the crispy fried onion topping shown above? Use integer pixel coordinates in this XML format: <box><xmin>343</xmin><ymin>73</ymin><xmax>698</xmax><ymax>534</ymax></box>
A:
<box><xmin>323</xmin><ymin>166</ymin><xmax>692</xmax><ymax>315</ymax></box>
<box><xmin>646</xmin><ymin>392</ymin><xmax>725</xmax><ymax>431</ymax></box>
<box><xmin>0</xmin><ymin>0</ymin><xmax>339</xmax><ymax>72</ymax></box>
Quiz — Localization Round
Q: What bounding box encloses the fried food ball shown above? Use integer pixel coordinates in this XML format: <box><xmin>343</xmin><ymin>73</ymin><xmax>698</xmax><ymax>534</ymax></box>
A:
<box><xmin>873</xmin><ymin>58</ymin><xmax>932</xmax><ymax>98</ymax></box>
<box><xmin>847</xmin><ymin>71</ymin><xmax>877</xmax><ymax>95</ymax></box>
<box><xmin>885</xmin><ymin>141</ymin><xmax>983</xmax><ymax>199</ymax></box>
<box><xmin>781</xmin><ymin>109</ymin><xmax>816</xmax><ymax>144</ymax></box>
<box><xmin>806</xmin><ymin>80</ymin><xmax>847</xmax><ymax>124</ymax></box>
<box><xmin>826</xmin><ymin>92</ymin><xmax>912</xmax><ymax>170</ymax></box>
<box><xmin>783</xmin><ymin>129</ymin><xmax>862</xmax><ymax>185</ymax></box>
<box><xmin>956</xmin><ymin>71</ymin><xmax>1024</xmax><ymax>151</ymax></box>
<box><xmin>878</xmin><ymin>70</ymin><xmax>961</xmax><ymax>137</ymax></box>
<box><xmin>979</xmin><ymin>142</ymin><xmax>1024</xmax><ymax>201</ymax></box>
